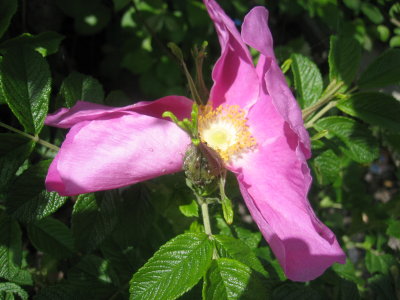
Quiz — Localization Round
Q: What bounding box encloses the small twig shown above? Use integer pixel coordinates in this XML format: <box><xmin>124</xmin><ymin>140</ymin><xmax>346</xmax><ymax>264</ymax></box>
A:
<box><xmin>305</xmin><ymin>101</ymin><xmax>337</xmax><ymax>129</ymax></box>
<box><xmin>0</xmin><ymin>122</ymin><xmax>60</xmax><ymax>151</ymax></box>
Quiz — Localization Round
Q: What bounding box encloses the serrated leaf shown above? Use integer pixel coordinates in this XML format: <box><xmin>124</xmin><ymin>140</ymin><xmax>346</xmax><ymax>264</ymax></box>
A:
<box><xmin>27</xmin><ymin>217</ymin><xmax>74</xmax><ymax>259</ymax></box>
<box><xmin>233</xmin><ymin>226</ymin><xmax>262</xmax><ymax>250</ymax></box>
<box><xmin>0</xmin><ymin>214</ymin><xmax>32</xmax><ymax>285</ymax></box>
<box><xmin>179</xmin><ymin>199</ymin><xmax>199</xmax><ymax>217</ymax></box>
<box><xmin>72</xmin><ymin>192</ymin><xmax>119</xmax><ymax>253</ymax></box>
<box><xmin>337</xmin><ymin>93</ymin><xmax>400</xmax><ymax>132</ymax></box>
<box><xmin>365</xmin><ymin>252</ymin><xmax>395</xmax><ymax>275</ymax></box>
<box><xmin>0</xmin><ymin>32</ymin><xmax>65</xmax><ymax>57</ymax></box>
<box><xmin>358</xmin><ymin>49</ymin><xmax>400</xmax><ymax>89</ymax></box>
<box><xmin>313</xmin><ymin>149</ymin><xmax>340</xmax><ymax>185</ymax></box>
<box><xmin>0</xmin><ymin>47</ymin><xmax>51</xmax><ymax>134</ymax></box>
<box><xmin>203</xmin><ymin>258</ymin><xmax>268</xmax><ymax>300</ymax></box>
<box><xmin>0</xmin><ymin>0</ymin><xmax>17</xmax><ymax>38</ymax></box>
<box><xmin>0</xmin><ymin>134</ymin><xmax>34</xmax><ymax>192</ymax></box>
<box><xmin>58</xmin><ymin>71</ymin><xmax>104</xmax><ymax>108</ymax></box>
<box><xmin>314</xmin><ymin>116</ymin><xmax>379</xmax><ymax>163</ymax></box>
<box><xmin>0</xmin><ymin>282</ymin><xmax>28</xmax><ymax>300</ymax></box>
<box><xmin>291</xmin><ymin>53</ymin><xmax>323</xmax><ymax>108</ymax></box>
<box><xmin>5</xmin><ymin>160</ymin><xmax>67</xmax><ymax>223</ymax></box>
<box><xmin>130</xmin><ymin>233</ymin><xmax>213</xmax><ymax>300</ymax></box>
<box><xmin>67</xmin><ymin>255</ymin><xmax>119</xmax><ymax>298</ymax></box>
<box><xmin>272</xmin><ymin>283</ymin><xmax>321</xmax><ymax>300</ymax></box>
<box><xmin>329</xmin><ymin>35</ymin><xmax>361</xmax><ymax>88</ymax></box>
<box><xmin>214</xmin><ymin>235</ymin><xmax>267</xmax><ymax>277</ymax></box>
<box><xmin>0</xmin><ymin>215</ymin><xmax>22</xmax><ymax>281</ymax></box>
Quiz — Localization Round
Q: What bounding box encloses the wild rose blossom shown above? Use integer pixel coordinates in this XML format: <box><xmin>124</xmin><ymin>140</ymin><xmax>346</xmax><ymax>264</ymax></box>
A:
<box><xmin>45</xmin><ymin>0</ymin><xmax>345</xmax><ymax>281</ymax></box>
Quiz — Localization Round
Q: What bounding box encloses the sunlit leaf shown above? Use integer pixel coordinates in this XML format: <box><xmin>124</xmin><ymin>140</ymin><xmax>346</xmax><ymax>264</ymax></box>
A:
<box><xmin>130</xmin><ymin>233</ymin><xmax>213</xmax><ymax>300</ymax></box>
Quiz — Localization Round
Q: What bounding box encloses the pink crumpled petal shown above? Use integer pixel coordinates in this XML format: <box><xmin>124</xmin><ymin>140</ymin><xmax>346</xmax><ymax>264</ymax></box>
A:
<box><xmin>46</xmin><ymin>96</ymin><xmax>193</xmax><ymax>128</ymax></box>
<box><xmin>241</xmin><ymin>7</ymin><xmax>311</xmax><ymax>158</ymax></box>
<box><xmin>46</xmin><ymin>111</ymin><xmax>191</xmax><ymax>196</ymax></box>
<box><xmin>203</xmin><ymin>0</ymin><xmax>259</xmax><ymax>111</ymax></box>
<box><xmin>229</xmin><ymin>87</ymin><xmax>345</xmax><ymax>282</ymax></box>
<box><xmin>45</xmin><ymin>96</ymin><xmax>193</xmax><ymax>196</ymax></box>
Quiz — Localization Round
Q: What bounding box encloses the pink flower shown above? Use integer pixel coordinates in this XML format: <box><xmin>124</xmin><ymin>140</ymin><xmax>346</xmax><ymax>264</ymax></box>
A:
<box><xmin>46</xmin><ymin>0</ymin><xmax>345</xmax><ymax>281</ymax></box>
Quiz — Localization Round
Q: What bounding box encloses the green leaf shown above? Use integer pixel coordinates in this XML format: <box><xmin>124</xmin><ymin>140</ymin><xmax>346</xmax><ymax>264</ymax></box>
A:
<box><xmin>203</xmin><ymin>258</ymin><xmax>268</xmax><ymax>300</ymax></box>
<box><xmin>368</xmin><ymin>274</ymin><xmax>397</xmax><ymax>300</ymax></box>
<box><xmin>329</xmin><ymin>35</ymin><xmax>361</xmax><ymax>88</ymax></box>
<box><xmin>179</xmin><ymin>199</ymin><xmax>199</xmax><ymax>217</ymax></box>
<box><xmin>314</xmin><ymin>116</ymin><xmax>379</xmax><ymax>163</ymax></box>
<box><xmin>58</xmin><ymin>71</ymin><xmax>104</xmax><ymax>108</ymax></box>
<box><xmin>365</xmin><ymin>252</ymin><xmax>395</xmax><ymax>275</ymax></box>
<box><xmin>27</xmin><ymin>217</ymin><xmax>74</xmax><ymax>259</ymax></box>
<box><xmin>0</xmin><ymin>32</ymin><xmax>64</xmax><ymax>57</ymax></box>
<box><xmin>5</xmin><ymin>160</ymin><xmax>67</xmax><ymax>223</ymax></box>
<box><xmin>361</xmin><ymin>3</ymin><xmax>384</xmax><ymax>24</ymax></box>
<box><xmin>339</xmin><ymin>279</ymin><xmax>360</xmax><ymax>300</ymax></box>
<box><xmin>390</xmin><ymin>36</ymin><xmax>400</xmax><ymax>48</ymax></box>
<box><xmin>233</xmin><ymin>226</ymin><xmax>262</xmax><ymax>250</ymax></box>
<box><xmin>0</xmin><ymin>47</ymin><xmax>51</xmax><ymax>134</ymax></box>
<box><xmin>313</xmin><ymin>149</ymin><xmax>340</xmax><ymax>185</ymax></box>
<box><xmin>0</xmin><ymin>214</ymin><xmax>22</xmax><ymax>281</ymax></box>
<box><xmin>358</xmin><ymin>49</ymin><xmax>400</xmax><ymax>89</ymax></box>
<box><xmin>337</xmin><ymin>93</ymin><xmax>400</xmax><ymax>132</ymax></box>
<box><xmin>386</xmin><ymin>220</ymin><xmax>400</xmax><ymax>239</ymax></box>
<box><xmin>333</xmin><ymin>259</ymin><xmax>364</xmax><ymax>285</ymax></box>
<box><xmin>221</xmin><ymin>196</ymin><xmax>233</xmax><ymax>225</ymax></box>
<box><xmin>67</xmin><ymin>255</ymin><xmax>119</xmax><ymax>298</ymax></box>
<box><xmin>0</xmin><ymin>214</ymin><xmax>32</xmax><ymax>285</ymax></box>
<box><xmin>130</xmin><ymin>233</ymin><xmax>213</xmax><ymax>300</ymax></box>
<box><xmin>291</xmin><ymin>53</ymin><xmax>323</xmax><ymax>108</ymax></box>
<box><xmin>0</xmin><ymin>282</ymin><xmax>28</xmax><ymax>300</ymax></box>
<box><xmin>101</xmin><ymin>237</ymin><xmax>139</xmax><ymax>284</ymax></box>
<box><xmin>72</xmin><ymin>192</ymin><xmax>119</xmax><ymax>253</ymax></box>
<box><xmin>214</xmin><ymin>235</ymin><xmax>267</xmax><ymax>277</ymax></box>
<box><xmin>0</xmin><ymin>134</ymin><xmax>34</xmax><ymax>192</ymax></box>
<box><xmin>272</xmin><ymin>283</ymin><xmax>321</xmax><ymax>300</ymax></box>
<box><xmin>0</xmin><ymin>0</ymin><xmax>17</xmax><ymax>38</ymax></box>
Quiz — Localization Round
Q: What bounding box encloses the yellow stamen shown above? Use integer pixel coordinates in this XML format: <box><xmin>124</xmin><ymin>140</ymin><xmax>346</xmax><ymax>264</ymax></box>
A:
<box><xmin>198</xmin><ymin>104</ymin><xmax>256</xmax><ymax>162</ymax></box>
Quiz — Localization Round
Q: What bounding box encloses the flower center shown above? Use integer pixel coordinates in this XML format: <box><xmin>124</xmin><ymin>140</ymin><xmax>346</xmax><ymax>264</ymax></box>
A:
<box><xmin>198</xmin><ymin>104</ymin><xmax>256</xmax><ymax>162</ymax></box>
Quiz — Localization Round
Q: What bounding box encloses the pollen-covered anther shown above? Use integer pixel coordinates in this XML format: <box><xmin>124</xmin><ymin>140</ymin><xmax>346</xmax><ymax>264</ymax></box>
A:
<box><xmin>198</xmin><ymin>104</ymin><xmax>256</xmax><ymax>161</ymax></box>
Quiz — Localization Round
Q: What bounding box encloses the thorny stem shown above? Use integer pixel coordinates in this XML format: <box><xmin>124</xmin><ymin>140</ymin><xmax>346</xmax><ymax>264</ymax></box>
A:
<box><xmin>0</xmin><ymin>121</ymin><xmax>60</xmax><ymax>151</ymax></box>
<box><xmin>302</xmin><ymin>80</ymin><xmax>344</xmax><ymax>120</ymax></box>
<box><xmin>305</xmin><ymin>100</ymin><xmax>338</xmax><ymax>129</ymax></box>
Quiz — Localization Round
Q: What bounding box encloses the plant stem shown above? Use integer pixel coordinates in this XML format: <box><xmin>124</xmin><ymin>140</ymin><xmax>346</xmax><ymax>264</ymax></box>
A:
<box><xmin>302</xmin><ymin>80</ymin><xmax>344</xmax><ymax>120</ymax></box>
<box><xmin>305</xmin><ymin>100</ymin><xmax>338</xmax><ymax>129</ymax></box>
<box><xmin>0</xmin><ymin>122</ymin><xmax>60</xmax><ymax>151</ymax></box>
<box><xmin>201</xmin><ymin>202</ymin><xmax>212</xmax><ymax>236</ymax></box>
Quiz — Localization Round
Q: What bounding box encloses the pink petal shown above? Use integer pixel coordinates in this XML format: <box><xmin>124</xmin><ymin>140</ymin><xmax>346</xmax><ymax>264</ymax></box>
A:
<box><xmin>203</xmin><ymin>0</ymin><xmax>259</xmax><ymax>110</ymax></box>
<box><xmin>46</xmin><ymin>96</ymin><xmax>193</xmax><ymax>128</ymax></box>
<box><xmin>230</xmin><ymin>97</ymin><xmax>345</xmax><ymax>281</ymax></box>
<box><xmin>46</xmin><ymin>112</ymin><xmax>191</xmax><ymax>196</ymax></box>
<box><xmin>241</xmin><ymin>7</ymin><xmax>311</xmax><ymax>158</ymax></box>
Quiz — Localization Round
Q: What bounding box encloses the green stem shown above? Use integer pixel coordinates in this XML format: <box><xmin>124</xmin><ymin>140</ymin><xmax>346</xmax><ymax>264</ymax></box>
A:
<box><xmin>305</xmin><ymin>100</ymin><xmax>337</xmax><ymax>129</ymax></box>
<box><xmin>0</xmin><ymin>122</ymin><xmax>60</xmax><ymax>151</ymax></box>
<box><xmin>201</xmin><ymin>202</ymin><xmax>212</xmax><ymax>236</ymax></box>
<box><xmin>302</xmin><ymin>80</ymin><xmax>344</xmax><ymax>120</ymax></box>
